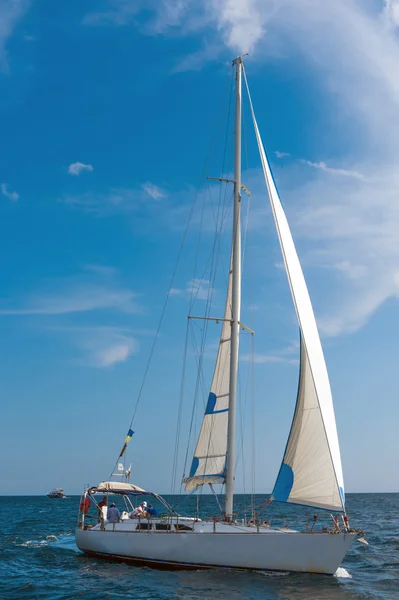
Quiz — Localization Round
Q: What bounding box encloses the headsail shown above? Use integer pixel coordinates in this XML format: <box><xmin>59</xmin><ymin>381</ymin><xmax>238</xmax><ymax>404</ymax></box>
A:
<box><xmin>244</xmin><ymin>68</ymin><xmax>345</xmax><ymax>512</ymax></box>
<box><xmin>184</xmin><ymin>265</ymin><xmax>233</xmax><ymax>492</ymax></box>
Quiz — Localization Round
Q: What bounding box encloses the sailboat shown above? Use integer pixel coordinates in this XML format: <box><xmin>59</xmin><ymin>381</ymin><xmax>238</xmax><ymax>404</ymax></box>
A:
<box><xmin>75</xmin><ymin>57</ymin><xmax>363</xmax><ymax>574</ymax></box>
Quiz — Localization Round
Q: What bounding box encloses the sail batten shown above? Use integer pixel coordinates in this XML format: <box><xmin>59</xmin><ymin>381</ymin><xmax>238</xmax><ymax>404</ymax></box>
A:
<box><xmin>243</xmin><ymin>68</ymin><xmax>345</xmax><ymax>513</ymax></box>
<box><xmin>184</xmin><ymin>267</ymin><xmax>233</xmax><ymax>492</ymax></box>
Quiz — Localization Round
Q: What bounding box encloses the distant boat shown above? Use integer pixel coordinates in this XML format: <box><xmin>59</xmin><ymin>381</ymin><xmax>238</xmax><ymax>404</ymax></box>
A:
<box><xmin>47</xmin><ymin>488</ymin><xmax>67</xmax><ymax>498</ymax></box>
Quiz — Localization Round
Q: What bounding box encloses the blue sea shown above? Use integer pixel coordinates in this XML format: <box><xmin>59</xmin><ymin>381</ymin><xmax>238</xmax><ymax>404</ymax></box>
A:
<box><xmin>0</xmin><ymin>493</ymin><xmax>398</xmax><ymax>599</ymax></box>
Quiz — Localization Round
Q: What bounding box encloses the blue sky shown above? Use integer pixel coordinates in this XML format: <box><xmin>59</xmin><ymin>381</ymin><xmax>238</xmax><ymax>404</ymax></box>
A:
<box><xmin>1</xmin><ymin>0</ymin><xmax>399</xmax><ymax>496</ymax></box>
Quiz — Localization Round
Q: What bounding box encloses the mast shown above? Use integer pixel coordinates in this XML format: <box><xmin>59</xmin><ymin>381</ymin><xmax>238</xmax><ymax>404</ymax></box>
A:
<box><xmin>225</xmin><ymin>56</ymin><xmax>242</xmax><ymax>520</ymax></box>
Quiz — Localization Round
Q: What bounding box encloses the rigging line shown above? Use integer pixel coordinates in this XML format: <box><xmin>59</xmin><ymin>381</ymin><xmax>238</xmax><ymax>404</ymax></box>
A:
<box><xmin>243</xmin><ymin>65</ymin><xmax>345</xmax><ymax>512</ymax></box>
<box><xmin>188</xmin><ymin>68</ymin><xmax>234</xmax><ymax>312</ymax></box>
<box><xmin>171</xmin><ymin>318</ymin><xmax>190</xmax><ymax>495</ymax></box>
<box><xmin>189</xmin><ymin>68</ymin><xmax>233</xmax><ymax>312</ymax></box>
<box><xmin>188</xmin><ymin>184</ymin><xmax>207</xmax><ymax>309</ymax></box>
<box><xmin>182</xmin><ymin>322</ymin><xmax>206</xmax><ymax>481</ymax></box>
<box><xmin>108</xmin><ymin>67</ymin><xmax>235</xmax><ymax>481</ymax></box>
<box><xmin>182</xmin><ymin>67</ymin><xmax>235</xmax><ymax>496</ymax></box>
<box><xmin>193</xmin><ymin>178</ymin><xmax>236</xmax><ymax>492</ymax></box>
<box><xmin>189</xmin><ymin>191</ymin><xmax>233</xmax><ymax>313</ymax></box>
<box><xmin>209</xmin><ymin>62</ymin><xmax>234</xmax><ymax>287</ymax></box>
<box><xmin>250</xmin><ymin>333</ymin><xmax>256</xmax><ymax>516</ymax></box>
<box><xmin>241</xmin><ymin>104</ymin><xmax>251</xmax><ymax>270</ymax></box>
<box><xmin>209</xmin><ymin>483</ymin><xmax>223</xmax><ymax>514</ymax></box>
<box><xmin>237</xmin><ymin>335</ymin><xmax>254</xmax><ymax>507</ymax></box>
<box><xmin>189</xmin><ymin>198</ymin><xmax>234</xmax><ymax>485</ymax></box>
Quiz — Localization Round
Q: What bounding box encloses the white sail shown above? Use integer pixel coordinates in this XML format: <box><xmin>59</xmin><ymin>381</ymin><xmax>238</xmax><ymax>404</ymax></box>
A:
<box><xmin>244</xmin><ymin>70</ymin><xmax>345</xmax><ymax>512</ymax></box>
<box><xmin>184</xmin><ymin>266</ymin><xmax>233</xmax><ymax>491</ymax></box>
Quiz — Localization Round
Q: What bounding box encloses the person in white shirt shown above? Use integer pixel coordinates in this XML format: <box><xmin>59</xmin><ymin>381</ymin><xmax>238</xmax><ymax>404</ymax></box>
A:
<box><xmin>128</xmin><ymin>501</ymin><xmax>147</xmax><ymax>518</ymax></box>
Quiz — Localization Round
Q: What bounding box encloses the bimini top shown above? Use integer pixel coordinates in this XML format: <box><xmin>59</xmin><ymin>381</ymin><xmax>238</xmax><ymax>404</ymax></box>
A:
<box><xmin>88</xmin><ymin>481</ymin><xmax>148</xmax><ymax>495</ymax></box>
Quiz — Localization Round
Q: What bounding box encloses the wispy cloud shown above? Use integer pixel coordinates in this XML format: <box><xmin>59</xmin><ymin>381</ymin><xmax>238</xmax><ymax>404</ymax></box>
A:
<box><xmin>0</xmin><ymin>267</ymin><xmax>141</xmax><ymax>316</ymax></box>
<box><xmin>173</xmin><ymin>40</ymin><xmax>223</xmax><ymax>73</ymax></box>
<box><xmin>1</xmin><ymin>183</ymin><xmax>19</xmax><ymax>201</ymax></box>
<box><xmin>48</xmin><ymin>325</ymin><xmax>144</xmax><ymax>368</ymax></box>
<box><xmin>187</xmin><ymin>278</ymin><xmax>214</xmax><ymax>301</ymax></box>
<box><xmin>383</xmin><ymin>1</ymin><xmax>399</xmax><ymax>30</ymax></box>
<box><xmin>59</xmin><ymin>188</ymin><xmax>140</xmax><ymax>215</ymax></box>
<box><xmin>303</xmin><ymin>160</ymin><xmax>364</xmax><ymax>181</ymax></box>
<box><xmin>275</xmin><ymin>151</ymin><xmax>290</xmax><ymax>159</ymax></box>
<box><xmin>169</xmin><ymin>288</ymin><xmax>183</xmax><ymax>296</ymax></box>
<box><xmin>68</xmin><ymin>161</ymin><xmax>94</xmax><ymax>176</ymax></box>
<box><xmin>76</xmin><ymin>326</ymin><xmax>139</xmax><ymax>368</ymax></box>
<box><xmin>168</xmin><ymin>278</ymin><xmax>216</xmax><ymax>301</ymax></box>
<box><xmin>0</xmin><ymin>0</ymin><xmax>31</xmax><ymax>72</ymax></box>
<box><xmin>241</xmin><ymin>353</ymin><xmax>298</xmax><ymax>365</ymax></box>
<box><xmin>82</xmin><ymin>0</ymin><xmax>144</xmax><ymax>26</ymax></box>
<box><xmin>59</xmin><ymin>184</ymin><xmax>171</xmax><ymax>216</ymax></box>
<box><xmin>79</xmin><ymin>0</ymin><xmax>399</xmax><ymax>339</ymax></box>
<box><xmin>141</xmin><ymin>182</ymin><xmax>166</xmax><ymax>200</ymax></box>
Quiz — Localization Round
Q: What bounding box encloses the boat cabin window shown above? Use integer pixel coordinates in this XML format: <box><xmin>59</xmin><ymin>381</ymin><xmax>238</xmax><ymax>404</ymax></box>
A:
<box><xmin>155</xmin><ymin>523</ymin><xmax>171</xmax><ymax>531</ymax></box>
<box><xmin>136</xmin><ymin>522</ymin><xmax>152</xmax><ymax>530</ymax></box>
<box><xmin>175</xmin><ymin>524</ymin><xmax>193</xmax><ymax>531</ymax></box>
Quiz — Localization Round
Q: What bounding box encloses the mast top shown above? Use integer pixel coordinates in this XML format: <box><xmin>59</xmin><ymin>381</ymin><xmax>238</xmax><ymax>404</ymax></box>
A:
<box><xmin>232</xmin><ymin>54</ymin><xmax>248</xmax><ymax>67</ymax></box>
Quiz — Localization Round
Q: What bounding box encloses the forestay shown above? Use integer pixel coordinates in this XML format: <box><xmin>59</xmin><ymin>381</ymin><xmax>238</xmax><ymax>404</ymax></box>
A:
<box><xmin>243</xmin><ymin>68</ymin><xmax>345</xmax><ymax>512</ymax></box>
<box><xmin>184</xmin><ymin>266</ymin><xmax>233</xmax><ymax>491</ymax></box>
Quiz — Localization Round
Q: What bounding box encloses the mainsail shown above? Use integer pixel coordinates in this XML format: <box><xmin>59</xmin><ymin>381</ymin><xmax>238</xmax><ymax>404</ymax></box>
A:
<box><xmin>184</xmin><ymin>266</ymin><xmax>233</xmax><ymax>491</ymax></box>
<box><xmin>244</xmin><ymin>69</ymin><xmax>345</xmax><ymax>512</ymax></box>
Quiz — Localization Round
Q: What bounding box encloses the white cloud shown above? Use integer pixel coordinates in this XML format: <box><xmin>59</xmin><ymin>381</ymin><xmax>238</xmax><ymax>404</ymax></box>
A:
<box><xmin>0</xmin><ymin>0</ymin><xmax>31</xmax><ymax>71</ymax></box>
<box><xmin>1</xmin><ymin>183</ymin><xmax>19</xmax><ymax>201</ymax></box>
<box><xmin>141</xmin><ymin>182</ymin><xmax>166</xmax><ymax>200</ymax></box>
<box><xmin>275</xmin><ymin>151</ymin><xmax>290</xmax><ymax>159</ymax></box>
<box><xmin>68</xmin><ymin>161</ymin><xmax>94</xmax><ymax>176</ymax></box>
<box><xmin>96</xmin><ymin>344</ymin><xmax>132</xmax><ymax>367</ymax></box>
<box><xmin>0</xmin><ymin>268</ymin><xmax>141</xmax><ymax>316</ymax></box>
<box><xmin>383</xmin><ymin>1</ymin><xmax>399</xmax><ymax>29</ymax></box>
<box><xmin>82</xmin><ymin>0</ymin><xmax>145</xmax><ymax>26</ymax></box>
<box><xmin>303</xmin><ymin>160</ymin><xmax>364</xmax><ymax>181</ymax></box>
<box><xmin>186</xmin><ymin>278</ymin><xmax>214</xmax><ymax>301</ymax></box>
<box><xmin>173</xmin><ymin>40</ymin><xmax>223</xmax><ymax>73</ymax></box>
<box><xmin>60</xmin><ymin>185</ymin><xmax>172</xmax><ymax>216</ymax></box>
<box><xmin>79</xmin><ymin>0</ymin><xmax>399</xmax><ymax>337</ymax></box>
<box><xmin>241</xmin><ymin>353</ymin><xmax>298</xmax><ymax>365</ymax></box>
<box><xmin>81</xmin><ymin>329</ymin><xmax>138</xmax><ymax>368</ymax></box>
<box><xmin>206</xmin><ymin>0</ymin><xmax>273</xmax><ymax>54</ymax></box>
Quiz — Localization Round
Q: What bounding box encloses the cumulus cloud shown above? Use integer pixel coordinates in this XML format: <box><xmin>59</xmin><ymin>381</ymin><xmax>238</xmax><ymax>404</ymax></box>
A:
<box><xmin>68</xmin><ymin>161</ymin><xmax>94</xmax><ymax>176</ymax></box>
<box><xmin>275</xmin><ymin>151</ymin><xmax>290</xmax><ymax>159</ymax></box>
<box><xmin>1</xmin><ymin>183</ymin><xmax>19</xmax><ymax>201</ymax></box>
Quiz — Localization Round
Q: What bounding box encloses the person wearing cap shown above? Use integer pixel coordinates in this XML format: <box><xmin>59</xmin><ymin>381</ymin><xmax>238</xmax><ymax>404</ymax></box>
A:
<box><xmin>107</xmin><ymin>502</ymin><xmax>121</xmax><ymax>523</ymax></box>
<box><xmin>128</xmin><ymin>501</ymin><xmax>147</xmax><ymax>519</ymax></box>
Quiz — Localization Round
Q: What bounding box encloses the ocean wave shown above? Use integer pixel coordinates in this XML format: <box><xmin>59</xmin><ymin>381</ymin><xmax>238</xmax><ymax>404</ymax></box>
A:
<box><xmin>334</xmin><ymin>567</ymin><xmax>352</xmax><ymax>578</ymax></box>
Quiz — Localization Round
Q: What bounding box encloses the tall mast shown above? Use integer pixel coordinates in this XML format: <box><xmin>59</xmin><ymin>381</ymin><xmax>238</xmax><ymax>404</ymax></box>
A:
<box><xmin>225</xmin><ymin>56</ymin><xmax>242</xmax><ymax>520</ymax></box>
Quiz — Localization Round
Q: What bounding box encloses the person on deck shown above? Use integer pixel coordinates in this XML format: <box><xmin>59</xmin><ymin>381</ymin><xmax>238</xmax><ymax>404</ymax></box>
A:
<box><xmin>128</xmin><ymin>501</ymin><xmax>147</xmax><ymax>518</ymax></box>
<box><xmin>146</xmin><ymin>504</ymin><xmax>158</xmax><ymax>517</ymax></box>
<box><xmin>107</xmin><ymin>503</ymin><xmax>120</xmax><ymax>523</ymax></box>
<box><xmin>97</xmin><ymin>496</ymin><xmax>108</xmax><ymax>522</ymax></box>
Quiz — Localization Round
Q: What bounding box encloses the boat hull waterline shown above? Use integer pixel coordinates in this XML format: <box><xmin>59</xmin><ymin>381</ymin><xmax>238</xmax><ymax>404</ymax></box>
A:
<box><xmin>76</xmin><ymin>526</ymin><xmax>356</xmax><ymax>574</ymax></box>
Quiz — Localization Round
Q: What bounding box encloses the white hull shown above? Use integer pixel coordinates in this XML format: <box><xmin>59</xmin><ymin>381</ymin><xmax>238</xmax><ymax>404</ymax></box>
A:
<box><xmin>76</xmin><ymin>521</ymin><xmax>356</xmax><ymax>574</ymax></box>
